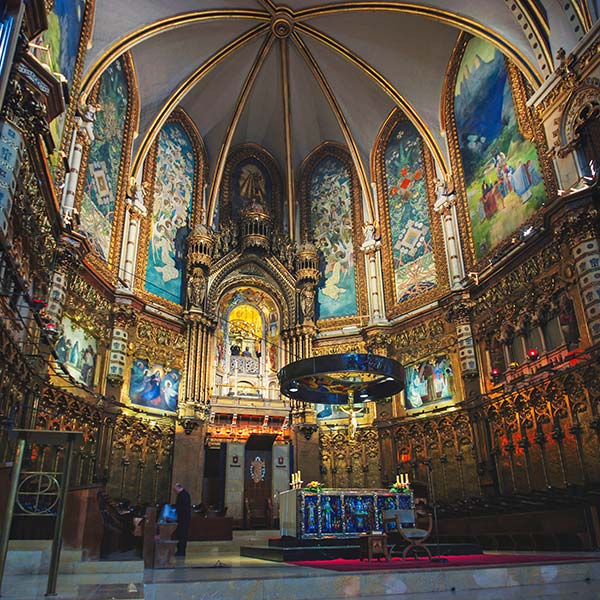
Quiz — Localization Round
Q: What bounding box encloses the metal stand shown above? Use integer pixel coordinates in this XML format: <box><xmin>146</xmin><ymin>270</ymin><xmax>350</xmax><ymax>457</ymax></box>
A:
<box><xmin>423</xmin><ymin>458</ymin><xmax>448</xmax><ymax>563</ymax></box>
<box><xmin>0</xmin><ymin>430</ymin><xmax>82</xmax><ymax>597</ymax></box>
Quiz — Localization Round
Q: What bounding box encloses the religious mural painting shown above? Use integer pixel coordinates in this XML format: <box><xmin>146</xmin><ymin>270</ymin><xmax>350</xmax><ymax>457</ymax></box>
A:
<box><xmin>454</xmin><ymin>37</ymin><xmax>545</xmax><ymax>260</ymax></box>
<box><xmin>308</xmin><ymin>156</ymin><xmax>357</xmax><ymax>319</ymax></box>
<box><xmin>384</xmin><ymin>119</ymin><xmax>437</xmax><ymax>303</ymax></box>
<box><xmin>404</xmin><ymin>355</ymin><xmax>455</xmax><ymax>410</ymax></box>
<box><xmin>128</xmin><ymin>358</ymin><xmax>180</xmax><ymax>413</ymax></box>
<box><xmin>33</xmin><ymin>0</ymin><xmax>87</xmax><ymax>166</ymax></box>
<box><xmin>145</xmin><ymin>120</ymin><xmax>194</xmax><ymax>304</ymax></box>
<box><xmin>56</xmin><ymin>316</ymin><xmax>98</xmax><ymax>388</ymax></box>
<box><xmin>79</xmin><ymin>57</ymin><xmax>128</xmax><ymax>262</ymax></box>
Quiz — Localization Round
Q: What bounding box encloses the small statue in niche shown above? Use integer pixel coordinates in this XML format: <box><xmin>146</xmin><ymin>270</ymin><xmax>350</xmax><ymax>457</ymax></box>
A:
<box><xmin>187</xmin><ymin>268</ymin><xmax>206</xmax><ymax>308</ymax></box>
<box><xmin>300</xmin><ymin>286</ymin><xmax>315</xmax><ymax>322</ymax></box>
<box><xmin>558</xmin><ymin>291</ymin><xmax>580</xmax><ymax>350</ymax></box>
<box><xmin>362</xmin><ymin>221</ymin><xmax>379</xmax><ymax>243</ymax></box>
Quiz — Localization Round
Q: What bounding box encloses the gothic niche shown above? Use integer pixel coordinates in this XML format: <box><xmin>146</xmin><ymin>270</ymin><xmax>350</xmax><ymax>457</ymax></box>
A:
<box><xmin>214</xmin><ymin>287</ymin><xmax>281</xmax><ymax>400</ymax></box>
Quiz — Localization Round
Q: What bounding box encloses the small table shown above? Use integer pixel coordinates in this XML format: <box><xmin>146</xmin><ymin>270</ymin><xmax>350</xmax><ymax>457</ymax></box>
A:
<box><xmin>359</xmin><ymin>533</ymin><xmax>390</xmax><ymax>562</ymax></box>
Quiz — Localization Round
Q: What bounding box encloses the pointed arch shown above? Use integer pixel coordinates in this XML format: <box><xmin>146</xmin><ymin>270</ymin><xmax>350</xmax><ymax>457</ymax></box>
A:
<box><xmin>442</xmin><ymin>33</ymin><xmax>555</xmax><ymax>268</ymax></box>
<box><xmin>76</xmin><ymin>51</ymin><xmax>139</xmax><ymax>282</ymax></box>
<box><xmin>299</xmin><ymin>142</ymin><xmax>368</xmax><ymax>328</ymax></box>
<box><xmin>136</xmin><ymin>107</ymin><xmax>208</xmax><ymax>310</ymax></box>
<box><xmin>372</xmin><ymin>108</ymin><xmax>447</xmax><ymax>319</ymax></box>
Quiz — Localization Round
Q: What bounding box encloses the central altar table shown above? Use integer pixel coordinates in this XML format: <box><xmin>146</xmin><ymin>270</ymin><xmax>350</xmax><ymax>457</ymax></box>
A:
<box><xmin>279</xmin><ymin>489</ymin><xmax>413</xmax><ymax>540</ymax></box>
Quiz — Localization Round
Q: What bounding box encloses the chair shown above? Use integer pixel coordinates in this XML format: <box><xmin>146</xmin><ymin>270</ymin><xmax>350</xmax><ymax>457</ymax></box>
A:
<box><xmin>382</xmin><ymin>509</ymin><xmax>433</xmax><ymax>560</ymax></box>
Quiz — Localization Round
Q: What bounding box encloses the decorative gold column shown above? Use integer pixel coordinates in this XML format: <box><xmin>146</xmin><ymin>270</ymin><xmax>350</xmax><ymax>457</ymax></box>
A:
<box><xmin>360</xmin><ymin>222</ymin><xmax>386</xmax><ymax>323</ymax></box>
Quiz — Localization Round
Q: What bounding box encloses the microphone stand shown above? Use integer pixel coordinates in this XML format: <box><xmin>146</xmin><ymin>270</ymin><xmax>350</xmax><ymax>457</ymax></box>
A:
<box><xmin>422</xmin><ymin>458</ymin><xmax>448</xmax><ymax>563</ymax></box>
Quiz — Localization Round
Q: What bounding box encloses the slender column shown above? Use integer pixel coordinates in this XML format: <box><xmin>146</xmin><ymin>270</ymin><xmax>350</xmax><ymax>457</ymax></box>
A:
<box><xmin>120</xmin><ymin>190</ymin><xmax>146</xmax><ymax>289</ymax></box>
<box><xmin>433</xmin><ymin>187</ymin><xmax>465</xmax><ymax>290</ymax></box>
<box><xmin>60</xmin><ymin>106</ymin><xmax>96</xmax><ymax>222</ymax></box>
<box><xmin>361</xmin><ymin>224</ymin><xmax>385</xmax><ymax>323</ymax></box>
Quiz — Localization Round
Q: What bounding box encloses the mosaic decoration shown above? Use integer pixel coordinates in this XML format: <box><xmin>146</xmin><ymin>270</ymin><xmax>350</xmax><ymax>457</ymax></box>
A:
<box><xmin>79</xmin><ymin>57</ymin><xmax>128</xmax><ymax>261</ymax></box>
<box><xmin>145</xmin><ymin>121</ymin><xmax>194</xmax><ymax>304</ymax></box>
<box><xmin>344</xmin><ymin>495</ymin><xmax>375</xmax><ymax>534</ymax></box>
<box><xmin>384</xmin><ymin>120</ymin><xmax>437</xmax><ymax>303</ymax></box>
<box><xmin>404</xmin><ymin>355</ymin><xmax>455</xmax><ymax>410</ymax></box>
<box><xmin>56</xmin><ymin>316</ymin><xmax>98</xmax><ymax>387</ymax></box>
<box><xmin>230</xmin><ymin>157</ymin><xmax>272</xmax><ymax>219</ymax></box>
<box><xmin>309</xmin><ymin>156</ymin><xmax>357</xmax><ymax>319</ymax></box>
<box><xmin>34</xmin><ymin>0</ymin><xmax>86</xmax><ymax>161</ymax></box>
<box><xmin>128</xmin><ymin>358</ymin><xmax>180</xmax><ymax>413</ymax></box>
<box><xmin>454</xmin><ymin>37</ymin><xmax>545</xmax><ymax>260</ymax></box>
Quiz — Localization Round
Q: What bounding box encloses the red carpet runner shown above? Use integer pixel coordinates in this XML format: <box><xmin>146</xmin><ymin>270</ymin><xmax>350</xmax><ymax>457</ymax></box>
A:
<box><xmin>289</xmin><ymin>554</ymin><xmax>600</xmax><ymax>572</ymax></box>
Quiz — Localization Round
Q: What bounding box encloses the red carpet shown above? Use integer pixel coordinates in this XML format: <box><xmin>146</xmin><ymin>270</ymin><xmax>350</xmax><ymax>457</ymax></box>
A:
<box><xmin>289</xmin><ymin>553</ymin><xmax>600</xmax><ymax>572</ymax></box>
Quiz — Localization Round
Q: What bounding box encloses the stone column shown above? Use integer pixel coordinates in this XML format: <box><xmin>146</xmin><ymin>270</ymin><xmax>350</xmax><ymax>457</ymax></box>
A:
<box><xmin>120</xmin><ymin>188</ymin><xmax>146</xmax><ymax>289</ymax></box>
<box><xmin>361</xmin><ymin>223</ymin><xmax>386</xmax><ymax>323</ymax></box>
<box><xmin>60</xmin><ymin>105</ymin><xmax>96</xmax><ymax>224</ymax></box>
<box><xmin>433</xmin><ymin>187</ymin><xmax>465</xmax><ymax>290</ymax></box>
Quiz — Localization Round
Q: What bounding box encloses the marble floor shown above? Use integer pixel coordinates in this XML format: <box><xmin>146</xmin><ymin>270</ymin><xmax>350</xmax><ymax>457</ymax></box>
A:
<box><xmin>2</xmin><ymin>531</ymin><xmax>600</xmax><ymax>600</ymax></box>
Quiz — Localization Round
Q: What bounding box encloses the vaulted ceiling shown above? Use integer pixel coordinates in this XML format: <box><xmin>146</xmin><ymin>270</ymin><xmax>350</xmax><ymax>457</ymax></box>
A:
<box><xmin>80</xmin><ymin>1</ymin><xmax>588</xmax><ymax>220</ymax></box>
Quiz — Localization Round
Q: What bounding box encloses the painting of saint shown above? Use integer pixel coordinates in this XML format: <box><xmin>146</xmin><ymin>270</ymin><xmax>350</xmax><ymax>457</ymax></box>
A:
<box><xmin>129</xmin><ymin>359</ymin><xmax>180</xmax><ymax>413</ymax></box>
<box><xmin>230</xmin><ymin>158</ymin><xmax>271</xmax><ymax>219</ymax></box>
<box><xmin>404</xmin><ymin>356</ymin><xmax>455</xmax><ymax>410</ymax></box>
<box><xmin>79</xmin><ymin>57</ymin><xmax>128</xmax><ymax>261</ymax></box>
<box><xmin>145</xmin><ymin>121</ymin><xmax>194</xmax><ymax>304</ymax></box>
<box><xmin>32</xmin><ymin>0</ymin><xmax>87</xmax><ymax>171</ymax></box>
<box><xmin>56</xmin><ymin>316</ymin><xmax>98</xmax><ymax>388</ymax></box>
<box><xmin>309</xmin><ymin>156</ymin><xmax>357</xmax><ymax>319</ymax></box>
<box><xmin>384</xmin><ymin>120</ymin><xmax>437</xmax><ymax>303</ymax></box>
<box><xmin>454</xmin><ymin>37</ymin><xmax>546</xmax><ymax>260</ymax></box>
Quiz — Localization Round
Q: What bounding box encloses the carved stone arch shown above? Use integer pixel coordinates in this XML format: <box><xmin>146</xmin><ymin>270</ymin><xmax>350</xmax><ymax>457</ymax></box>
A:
<box><xmin>219</xmin><ymin>143</ymin><xmax>283</xmax><ymax>225</ymax></box>
<box><xmin>206</xmin><ymin>257</ymin><xmax>295</xmax><ymax>330</ymax></box>
<box><xmin>557</xmin><ymin>79</ymin><xmax>600</xmax><ymax>159</ymax></box>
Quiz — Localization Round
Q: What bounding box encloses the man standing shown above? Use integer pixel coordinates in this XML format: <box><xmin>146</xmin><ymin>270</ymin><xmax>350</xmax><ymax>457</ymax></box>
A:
<box><xmin>173</xmin><ymin>483</ymin><xmax>191</xmax><ymax>557</ymax></box>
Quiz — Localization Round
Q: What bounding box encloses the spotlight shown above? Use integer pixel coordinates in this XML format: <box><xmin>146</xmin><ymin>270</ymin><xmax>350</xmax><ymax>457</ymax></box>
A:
<box><xmin>490</xmin><ymin>368</ymin><xmax>502</xmax><ymax>383</ymax></box>
<box><xmin>288</xmin><ymin>381</ymin><xmax>299</xmax><ymax>393</ymax></box>
<box><xmin>527</xmin><ymin>348</ymin><xmax>540</xmax><ymax>361</ymax></box>
<box><xmin>359</xmin><ymin>389</ymin><xmax>369</xmax><ymax>399</ymax></box>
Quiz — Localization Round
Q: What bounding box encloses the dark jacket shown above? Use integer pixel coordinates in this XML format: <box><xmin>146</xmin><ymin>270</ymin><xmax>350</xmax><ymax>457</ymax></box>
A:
<box><xmin>175</xmin><ymin>488</ymin><xmax>191</xmax><ymax>525</ymax></box>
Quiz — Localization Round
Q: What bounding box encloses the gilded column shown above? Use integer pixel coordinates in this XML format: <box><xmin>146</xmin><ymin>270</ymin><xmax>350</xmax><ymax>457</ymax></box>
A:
<box><xmin>60</xmin><ymin>105</ymin><xmax>96</xmax><ymax>224</ymax></box>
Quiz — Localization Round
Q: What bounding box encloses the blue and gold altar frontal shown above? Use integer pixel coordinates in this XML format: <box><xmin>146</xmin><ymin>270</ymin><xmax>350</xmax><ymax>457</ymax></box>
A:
<box><xmin>280</xmin><ymin>489</ymin><xmax>413</xmax><ymax>539</ymax></box>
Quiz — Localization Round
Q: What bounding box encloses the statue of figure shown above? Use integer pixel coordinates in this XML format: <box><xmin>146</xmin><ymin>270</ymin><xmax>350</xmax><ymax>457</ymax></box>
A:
<box><xmin>339</xmin><ymin>401</ymin><xmax>365</xmax><ymax>439</ymax></box>
<box><xmin>300</xmin><ymin>287</ymin><xmax>315</xmax><ymax>322</ymax></box>
<box><xmin>187</xmin><ymin>269</ymin><xmax>206</xmax><ymax>308</ymax></box>
<box><xmin>362</xmin><ymin>221</ymin><xmax>379</xmax><ymax>243</ymax></box>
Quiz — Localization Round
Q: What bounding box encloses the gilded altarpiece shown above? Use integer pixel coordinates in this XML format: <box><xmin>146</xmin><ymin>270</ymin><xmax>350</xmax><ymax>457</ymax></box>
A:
<box><xmin>76</xmin><ymin>52</ymin><xmax>139</xmax><ymax>282</ymax></box>
<box><xmin>374</xmin><ymin>110</ymin><xmax>447</xmax><ymax>319</ymax></box>
<box><xmin>299</xmin><ymin>144</ymin><xmax>367</xmax><ymax>329</ymax></box>
<box><xmin>137</xmin><ymin>109</ymin><xmax>207</xmax><ymax>312</ymax></box>
<box><xmin>443</xmin><ymin>34</ymin><xmax>556</xmax><ymax>269</ymax></box>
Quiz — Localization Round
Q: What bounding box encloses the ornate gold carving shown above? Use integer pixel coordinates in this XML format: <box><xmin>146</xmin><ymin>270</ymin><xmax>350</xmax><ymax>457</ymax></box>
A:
<box><xmin>372</xmin><ymin>108</ymin><xmax>449</xmax><ymax>319</ymax></box>
<box><xmin>64</xmin><ymin>274</ymin><xmax>111</xmax><ymax>339</ymax></box>
<box><xmin>130</xmin><ymin>317</ymin><xmax>186</xmax><ymax>369</ymax></box>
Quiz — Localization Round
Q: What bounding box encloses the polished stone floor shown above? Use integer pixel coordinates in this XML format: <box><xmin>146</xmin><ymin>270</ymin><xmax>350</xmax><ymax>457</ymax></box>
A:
<box><xmin>2</xmin><ymin>531</ymin><xmax>600</xmax><ymax>599</ymax></box>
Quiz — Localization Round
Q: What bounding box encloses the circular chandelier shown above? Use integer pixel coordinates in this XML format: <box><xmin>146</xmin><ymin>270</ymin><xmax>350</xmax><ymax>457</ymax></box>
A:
<box><xmin>278</xmin><ymin>353</ymin><xmax>404</xmax><ymax>405</ymax></box>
